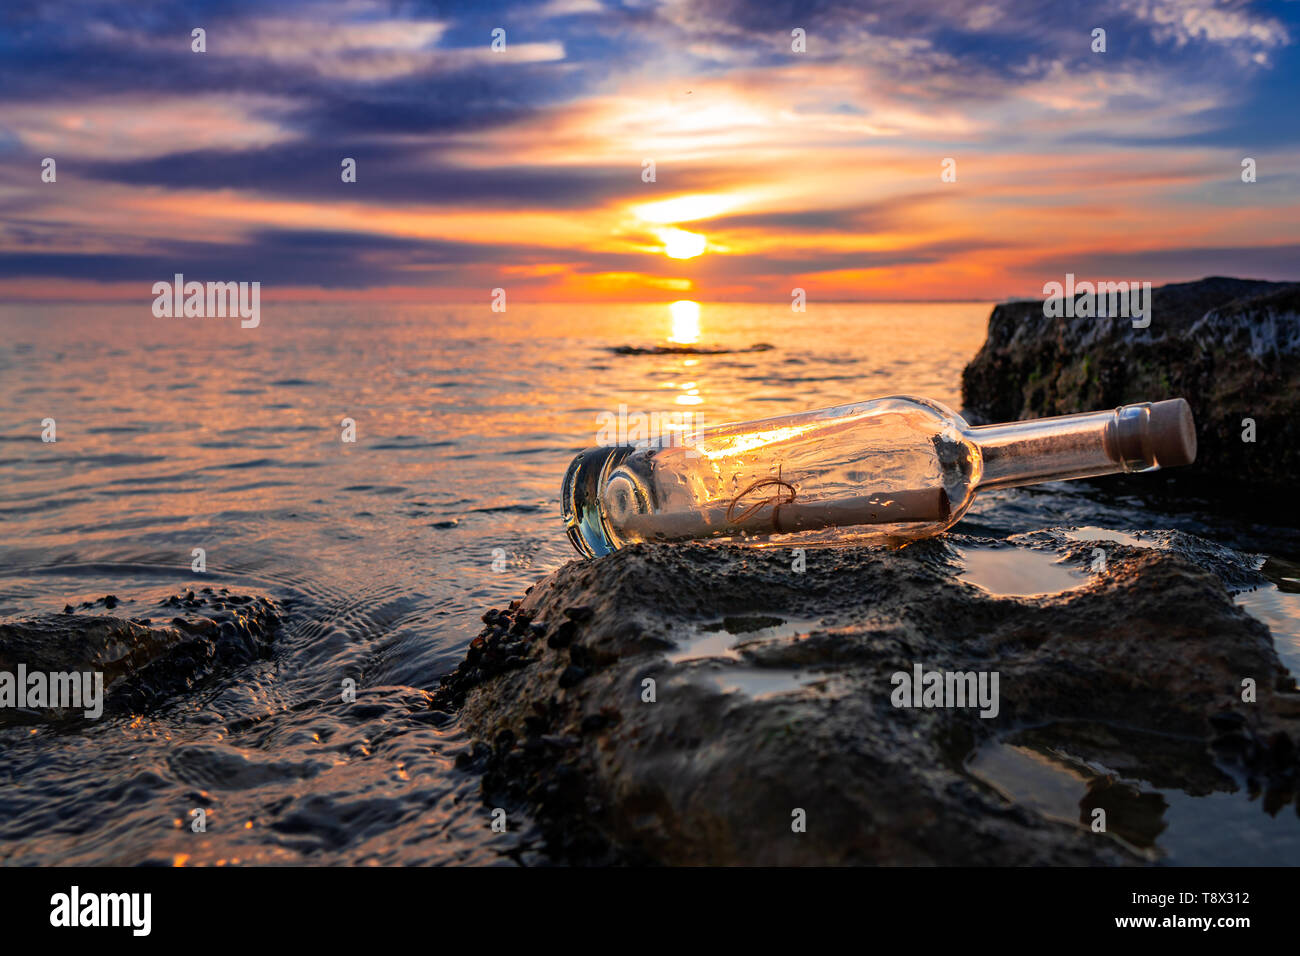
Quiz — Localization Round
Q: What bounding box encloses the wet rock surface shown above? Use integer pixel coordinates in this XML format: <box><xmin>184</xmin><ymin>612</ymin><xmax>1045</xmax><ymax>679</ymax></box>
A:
<box><xmin>960</xmin><ymin>277</ymin><xmax>1300</xmax><ymax>513</ymax></box>
<box><xmin>434</xmin><ymin>535</ymin><xmax>1300</xmax><ymax>865</ymax></box>
<box><xmin>0</xmin><ymin>587</ymin><xmax>281</xmax><ymax>724</ymax></box>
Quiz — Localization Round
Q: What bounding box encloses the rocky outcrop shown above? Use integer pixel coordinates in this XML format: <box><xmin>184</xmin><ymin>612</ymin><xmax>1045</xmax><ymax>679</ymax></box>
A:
<box><xmin>960</xmin><ymin>277</ymin><xmax>1300</xmax><ymax>511</ymax></box>
<box><xmin>0</xmin><ymin>588</ymin><xmax>280</xmax><ymax>724</ymax></box>
<box><xmin>434</xmin><ymin>535</ymin><xmax>1300</xmax><ymax>865</ymax></box>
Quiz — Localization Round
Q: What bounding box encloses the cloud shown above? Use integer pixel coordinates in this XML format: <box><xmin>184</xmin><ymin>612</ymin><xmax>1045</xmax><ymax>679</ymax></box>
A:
<box><xmin>0</xmin><ymin>94</ymin><xmax>297</xmax><ymax>161</ymax></box>
<box><xmin>1119</xmin><ymin>0</ymin><xmax>1289</xmax><ymax>59</ymax></box>
<box><xmin>1029</xmin><ymin>243</ymin><xmax>1300</xmax><ymax>281</ymax></box>
<box><xmin>1</xmin><ymin>0</ymin><xmax>1296</xmax><ymax>299</ymax></box>
<box><xmin>695</xmin><ymin>193</ymin><xmax>943</xmax><ymax>234</ymax></box>
<box><xmin>0</xmin><ymin>227</ymin><xmax>560</xmax><ymax>287</ymax></box>
<box><xmin>76</xmin><ymin>144</ymin><xmax>735</xmax><ymax>209</ymax></box>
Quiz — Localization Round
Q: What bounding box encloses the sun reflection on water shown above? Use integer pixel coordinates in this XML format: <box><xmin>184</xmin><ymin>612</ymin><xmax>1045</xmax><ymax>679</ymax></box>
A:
<box><xmin>668</xmin><ymin>299</ymin><xmax>700</xmax><ymax>344</ymax></box>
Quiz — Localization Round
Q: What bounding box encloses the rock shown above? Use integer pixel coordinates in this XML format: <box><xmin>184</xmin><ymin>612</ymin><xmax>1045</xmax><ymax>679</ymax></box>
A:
<box><xmin>960</xmin><ymin>277</ymin><xmax>1300</xmax><ymax>511</ymax></box>
<box><xmin>609</xmin><ymin>343</ymin><xmax>775</xmax><ymax>356</ymax></box>
<box><xmin>0</xmin><ymin>589</ymin><xmax>281</xmax><ymax>724</ymax></box>
<box><xmin>434</xmin><ymin>536</ymin><xmax>1300</xmax><ymax>865</ymax></box>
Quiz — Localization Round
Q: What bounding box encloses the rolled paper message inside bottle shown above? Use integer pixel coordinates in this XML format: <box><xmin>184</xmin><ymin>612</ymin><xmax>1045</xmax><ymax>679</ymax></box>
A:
<box><xmin>562</xmin><ymin>395</ymin><xmax>1196</xmax><ymax>557</ymax></box>
<box><xmin>614</xmin><ymin>487</ymin><xmax>950</xmax><ymax>541</ymax></box>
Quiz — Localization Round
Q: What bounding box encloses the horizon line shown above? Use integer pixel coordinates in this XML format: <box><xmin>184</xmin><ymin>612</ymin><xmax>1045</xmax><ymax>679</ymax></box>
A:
<box><xmin>0</xmin><ymin>297</ymin><xmax>1005</xmax><ymax>305</ymax></box>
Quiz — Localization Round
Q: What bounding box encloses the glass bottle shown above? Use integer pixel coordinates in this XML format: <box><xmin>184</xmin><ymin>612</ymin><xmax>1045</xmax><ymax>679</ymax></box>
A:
<box><xmin>562</xmin><ymin>396</ymin><xmax>1196</xmax><ymax>557</ymax></box>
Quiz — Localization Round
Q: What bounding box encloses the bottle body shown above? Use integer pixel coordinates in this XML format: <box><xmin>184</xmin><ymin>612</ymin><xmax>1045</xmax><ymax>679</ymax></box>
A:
<box><xmin>562</xmin><ymin>395</ymin><xmax>1195</xmax><ymax>557</ymax></box>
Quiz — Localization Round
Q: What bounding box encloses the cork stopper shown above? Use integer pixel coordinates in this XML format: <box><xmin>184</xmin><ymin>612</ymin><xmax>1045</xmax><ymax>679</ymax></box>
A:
<box><xmin>1111</xmin><ymin>398</ymin><xmax>1198</xmax><ymax>470</ymax></box>
<box><xmin>1148</xmin><ymin>398</ymin><xmax>1197</xmax><ymax>467</ymax></box>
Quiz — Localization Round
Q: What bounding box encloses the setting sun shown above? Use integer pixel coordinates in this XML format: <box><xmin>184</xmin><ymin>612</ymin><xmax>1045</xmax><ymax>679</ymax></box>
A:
<box><xmin>660</xmin><ymin>228</ymin><xmax>707</xmax><ymax>260</ymax></box>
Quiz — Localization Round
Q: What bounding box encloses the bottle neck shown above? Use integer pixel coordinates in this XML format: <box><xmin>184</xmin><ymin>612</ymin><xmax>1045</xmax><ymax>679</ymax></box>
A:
<box><xmin>969</xmin><ymin>405</ymin><xmax>1161</xmax><ymax>491</ymax></box>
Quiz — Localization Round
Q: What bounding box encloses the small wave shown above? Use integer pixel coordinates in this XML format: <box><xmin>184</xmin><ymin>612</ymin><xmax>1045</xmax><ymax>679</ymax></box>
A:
<box><xmin>608</xmin><ymin>343</ymin><xmax>776</xmax><ymax>355</ymax></box>
<box><xmin>0</xmin><ymin>496</ymin><xmax>96</xmax><ymax>515</ymax></box>
<box><xmin>370</xmin><ymin>439</ymin><xmax>456</xmax><ymax>450</ymax></box>
<box><xmin>204</xmin><ymin>457</ymin><xmax>277</xmax><ymax>471</ymax></box>
<box><xmin>51</xmin><ymin>453</ymin><xmax>168</xmax><ymax>467</ymax></box>
<box><xmin>469</xmin><ymin>503</ymin><xmax>546</xmax><ymax>515</ymax></box>
<box><xmin>740</xmin><ymin>373</ymin><xmax>860</xmax><ymax>384</ymax></box>
<box><xmin>501</xmin><ymin>446</ymin><xmax>560</xmax><ymax>457</ymax></box>
<box><xmin>203</xmin><ymin>458</ymin><xmax>321</xmax><ymax>471</ymax></box>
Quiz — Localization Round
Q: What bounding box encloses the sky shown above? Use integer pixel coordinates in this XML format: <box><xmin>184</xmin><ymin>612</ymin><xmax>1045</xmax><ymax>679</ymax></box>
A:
<box><xmin>0</xmin><ymin>0</ymin><xmax>1297</xmax><ymax>302</ymax></box>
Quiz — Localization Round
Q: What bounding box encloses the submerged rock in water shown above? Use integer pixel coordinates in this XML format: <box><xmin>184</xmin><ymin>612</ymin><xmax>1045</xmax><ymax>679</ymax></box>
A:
<box><xmin>435</xmin><ymin>535</ymin><xmax>1300</xmax><ymax>865</ymax></box>
<box><xmin>960</xmin><ymin>277</ymin><xmax>1300</xmax><ymax>511</ymax></box>
<box><xmin>609</xmin><ymin>343</ymin><xmax>775</xmax><ymax>356</ymax></box>
<box><xmin>0</xmin><ymin>588</ymin><xmax>280</xmax><ymax>724</ymax></box>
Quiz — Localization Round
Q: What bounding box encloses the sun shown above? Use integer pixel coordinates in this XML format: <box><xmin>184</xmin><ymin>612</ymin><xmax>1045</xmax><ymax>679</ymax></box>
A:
<box><xmin>659</xmin><ymin>227</ymin><xmax>707</xmax><ymax>260</ymax></box>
